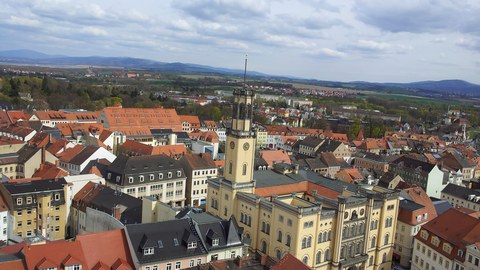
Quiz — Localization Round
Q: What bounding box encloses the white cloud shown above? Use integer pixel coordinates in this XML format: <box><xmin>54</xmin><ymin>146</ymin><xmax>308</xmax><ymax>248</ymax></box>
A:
<box><xmin>8</xmin><ymin>16</ymin><xmax>41</xmax><ymax>27</ymax></box>
<box><xmin>357</xmin><ymin>40</ymin><xmax>390</xmax><ymax>51</ymax></box>
<box><xmin>80</xmin><ymin>26</ymin><xmax>107</xmax><ymax>37</ymax></box>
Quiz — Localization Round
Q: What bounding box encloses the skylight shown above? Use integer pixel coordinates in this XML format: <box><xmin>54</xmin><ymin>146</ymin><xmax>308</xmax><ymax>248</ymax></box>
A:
<box><xmin>174</xmin><ymin>238</ymin><xmax>179</xmax><ymax>246</ymax></box>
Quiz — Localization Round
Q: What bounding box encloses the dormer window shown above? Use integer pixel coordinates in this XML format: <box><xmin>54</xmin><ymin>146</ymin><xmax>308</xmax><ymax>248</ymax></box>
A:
<box><xmin>144</xmin><ymin>247</ymin><xmax>154</xmax><ymax>255</ymax></box>
<box><xmin>212</xmin><ymin>239</ymin><xmax>219</xmax><ymax>246</ymax></box>
<box><xmin>139</xmin><ymin>176</ymin><xmax>144</xmax><ymax>182</ymax></box>
<box><xmin>65</xmin><ymin>265</ymin><xmax>81</xmax><ymax>270</ymax></box>
<box><xmin>188</xmin><ymin>242</ymin><xmax>197</xmax><ymax>249</ymax></box>
<box><xmin>128</xmin><ymin>177</ymin><xmax>134</xmax><ymax>183</ymax></box>
<box><xmin>168</xmin><ymin>172</ymin><xmax>172</xmax><ymax>178</ymax></box>
<box><xmin>177</xmin><ymin>171</ymin><xmax>182</xmax><ymax>177</ymax></box>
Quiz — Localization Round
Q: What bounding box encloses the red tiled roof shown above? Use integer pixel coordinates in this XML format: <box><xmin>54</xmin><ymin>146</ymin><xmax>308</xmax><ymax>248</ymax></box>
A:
<box><xmin>28</xmin><ymin>132</ymin><xmax>49</xmax><ymax>147</ymax></box>
<box><xmin>76</xmin><ymin>229</ymin><xmax>134</xmax><ymax>270</ymax></box>
<box><xmin>121</xmin><ymin>140</ymin><xmax>187</xmax><ymax>158</ymax></box>
<box><xmin>100</xmin><ymin>107</ymin><xmax>182</xmax><ymax>132</ymax></box>
<box><xmin>32</xmin><ymin>162</ymin><xmax>69</xmax><ymax>179</ymax></box>
<box><xmin>46</xmin><ymin>138</ymin><xmax>72</xmax><ymax>156</ymax></box>
<box><xmin>179</xmin><ymin>115</ymin><xmax>201</xmax><ymax>127</ymax></box>
<box><xmin>0</xmin><ymin>135</ymin><xmax>25</xmax><ymax>146</ymax></box>
<box><xmin>271</xmin><ymin>253</ymin><xmax>313</xmax><ymax>270</ymax></box>
<box><xmin>416</xmin><ymin>208</ymin><xmax>480</xmax><ymax>261</ymax></box>
<box><xmin>58</xmin><ymin>145</ymin><xmax>86</xmax><ymax>162</ymax></box>
<box><xmin>259</xmin><ymin>150</ymin><xmax>291</xmax><ymax>167</ymax></box>
<box><xmin>255</xmin><ymin>181</ymin><xmax>340</xmax><ymax>200</ymax></box>
<box><xmin>23</xmin><ymin>241</ymin><xmax>87</xmax><ymax>270</ymax></box>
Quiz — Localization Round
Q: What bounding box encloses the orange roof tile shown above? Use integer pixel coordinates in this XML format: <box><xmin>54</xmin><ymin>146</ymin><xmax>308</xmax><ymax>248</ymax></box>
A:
<box><xmin>179</xmin><ymin>115</ymin><xmax>201</xmax><ymax>126</ymax></box>
<box><xmin>255</xmin><ymin>181</ymin><xmax>340</xmax><ymax>200</ymax></box>
<box><xmin>0</xmin><ymin>135</ymin><xmax>25</xmax><ymax>146</ymax></box>
<box><xmin>23</xmin><ymin>241</ymin><xmax>87</xmax><ymax>270</ymax></box>
<box><xmin>76</xmin><ymin>229</ymin><xmax>134</xmax><ymax>270</ymax></box>
<box><xmin>259</xmin><ymin>150</ymin><xmax>291</xmax><ymax>167</ymax></box>
<box><xmin>271</xmin><ymin>253</ymin><xmax>313</xmax><ymax>270</ymax></box>
<box><xmin>32</xmin><ymin>162</ymin><xmax>69</xmax><ymax>179</ymax></box>
<box><xmin>100</xmin><ymin>107</ymin><xmax>182</xmax><ymax>132</ymax></box>
<box><xmin>58</xmin><ymin>145</ymin><xmax>86</xmax><ymax>162</ymax></box>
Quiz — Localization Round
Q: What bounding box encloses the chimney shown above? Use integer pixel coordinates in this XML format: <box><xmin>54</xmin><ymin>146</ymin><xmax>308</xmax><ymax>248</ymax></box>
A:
<box><xmin>113</xmin><ymin>205</ymin><xmax>121</xmax><ymax>220</ymax></box>
<box><xmin>41</xmin><ymin>146</ymin><xmax>46</xmax><ymax>164</ymax></box>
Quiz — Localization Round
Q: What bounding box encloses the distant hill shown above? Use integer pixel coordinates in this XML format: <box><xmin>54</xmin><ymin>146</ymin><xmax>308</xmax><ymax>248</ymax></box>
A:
<box><xmin>0</xmin><ymin>49</ymin><xmax>266</xmax><ymax>76</ymax></box>
<box><xmin>1</xmin><ymin>49</ymin><xmax>480</xmax><ymax>95</ymax></box>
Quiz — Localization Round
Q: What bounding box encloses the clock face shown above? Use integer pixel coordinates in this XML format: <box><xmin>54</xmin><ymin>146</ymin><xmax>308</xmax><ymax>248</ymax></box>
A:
<box><xmin>230</xmin><ymin>141</ymin><xmax>235</xmax><ymax>149</ymax></box>
<box><xmin>243</xmin><ymin>142</ymin><xmax>250</xmax><ymax>150</ymax></box>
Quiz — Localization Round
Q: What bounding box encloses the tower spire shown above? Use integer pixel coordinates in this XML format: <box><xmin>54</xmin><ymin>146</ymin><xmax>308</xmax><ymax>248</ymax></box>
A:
<box><xmin>243</xmin><ymin>54</ymin><xmax>248</xmax><ymax>91</ymax></box>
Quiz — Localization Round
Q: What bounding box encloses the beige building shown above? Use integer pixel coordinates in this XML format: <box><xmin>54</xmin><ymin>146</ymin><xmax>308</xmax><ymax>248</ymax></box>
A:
<box><xmin>0</xmin><ymin>178</ymin><xmax>67</xmax><ymax>241</ymax></box>
<box><xmin>411</xmin><ymin>208</ymin><xmax>480</xmax><ymax>270</ymax></box>
<box><xmin>207</xmin><ymin>86</ymin><xmax>399</xmax><ymax>270</ymax></box>
<box><xmin>0</xmin><ymin>145</ymin><xmax>58</xmax><ymax>180</ymax></box>
<box><xmin>179</xmin><ymin>153</ymin><xmax>217</xmax><ymax>207</ymax></box>
<box><xmin>441</xmin><ymin>183</ymin><xmax>480</xmax><ymax>211</ymax></box>
<box><xmin>394</xmin><ymin>187</ymin><xmax>437</xmax><ymax>268</ymax></box>
<box><xmin>255</xmin><ymin>126</ymin><xmax>268</xmax><ymax>149</ymax></box>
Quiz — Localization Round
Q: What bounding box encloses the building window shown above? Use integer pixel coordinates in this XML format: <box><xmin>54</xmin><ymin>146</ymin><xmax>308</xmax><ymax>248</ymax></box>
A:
<box><xmin>138</xmin><ymin>187</ymin><xmax>146</xmax><ymax>193</ymax></box>
<box><xmin>150</xmin><ymin>174</ymin><xmax>154</xmax><ymax>181</ymax></box>
<box><xmin>286</xmin><ymin>235</ymin><xmax>291</xmax><ymax>247</ymax></box>
<box><xmin>168</xmin><ymin>172</ymin><xmax>172</xmax><ymax>178</ymax></box>
<box><xmin>212</xmin><ymin>238</ymin><xmax>219</xmax><ymax>246</ymax></box>
<box><xmin>144</xmin><ymin>247</ymin><xmax>154</xmax><ymax>255</ymax></box>
<box><xmin>277</xmin><ymin>231</ymin><xmax>283</xmax><ymax>242</ymax></box>
<box><xmin>17</xmin><ymin>198</ymin><xmax>22</xmax><ymax>205</ymax></box>
<box><xmin>229</xmin><ymin>162</ymin><xmax>233</xmax><ymax>174</ymax></box>
<box><xmin>316</xmin><ymin>251</ymin><xmax>322</xmax><ymax>264</ymax></box>
<box><xmin>159</xmin><ymin>173</ymin><xmax>163</xmax><ymax>179</ymax></box>
<box><xmin>166</xmin><ymin>263</ymin><xmax>172</xmax><ymax>270</ymax></box>
<box><xmin>175</xmin><ymin>262</ymin><xmax>181</xmax><ymax>269</ymax></box>
<box><xmin>189</xmin><ymin>260</ymin><xmax>195</xmax><ymax>267</ymax></box>
<box><xmin>188</xmin><ymin>242</ymin><xmax>197</xmax><ymax>249</ymax></box>
<box><xmin>384</xmin><ymin>234</ymin><xmax>389</xmax><ymax>245</ymax></box>
<box><xmin>302</xmin><ymin>256</ymin><xmax>309</xmax><ymax>264</ymax></box>
<box><xmin>242</xmin><ymin>164</ymin><xmax>247</xmax><ymax>175</ymax></box>
<box><xmin>139</xmin><ymin>175</ymin><xmax>144</xmax><ymax>182</ymax></box>
<box><xmin>128</xmin><ymin>177</ymin><xmax>134</xmax><ymax>183</ymax></box>
<box><xmin>371</xmin><ymin>236</ymin><xmax>376</xmax><ymax>248</ymax></box>
<box><xmin>177</xmin><ymin>171</ymin><xmax>182</xmax><ymax>177</ymax></box>
<box><xmin>26</xmin><ymin>197</ymin><xmax>32</xmax><ymax>204</ymax></box>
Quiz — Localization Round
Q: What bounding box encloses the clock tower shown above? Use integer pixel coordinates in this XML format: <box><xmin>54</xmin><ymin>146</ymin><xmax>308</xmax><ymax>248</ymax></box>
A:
<box><xmin>207</xmin><ymin>56</ymin><xmax>256</xmax><ymax>220</ymax></box>
<box><xmin>224</xmin><ymin>58</ymin><xmax>256</xmax><ymax>184</ymax></box>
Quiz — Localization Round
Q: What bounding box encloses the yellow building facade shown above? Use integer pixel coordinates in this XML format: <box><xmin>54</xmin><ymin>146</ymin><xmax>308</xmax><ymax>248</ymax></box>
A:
<box><xmin>207</xmin><ymin>82</ymin><xmax>399</xmax><ymax>270</ymax></box>
<box><xmin>0</xmin><ymin>179</ymin><xmax>67</xmax><ymax>241</ymax></box>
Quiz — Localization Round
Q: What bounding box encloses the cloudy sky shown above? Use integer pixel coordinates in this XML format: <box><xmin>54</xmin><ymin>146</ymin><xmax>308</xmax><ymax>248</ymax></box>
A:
<box><xmin>1</xmin><ymin>0</ymin><xmax>479</xmax><ymax>83</ymax></box>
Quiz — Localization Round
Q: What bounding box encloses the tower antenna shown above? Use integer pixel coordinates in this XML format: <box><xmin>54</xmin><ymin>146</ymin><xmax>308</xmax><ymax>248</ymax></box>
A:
<box><xmin>243</xmin><ymin>54</ymin><xmax>248</xmax><ymax>91</ymax></box>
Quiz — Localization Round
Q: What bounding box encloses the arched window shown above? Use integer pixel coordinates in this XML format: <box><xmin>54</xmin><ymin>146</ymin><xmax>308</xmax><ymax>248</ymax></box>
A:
<box><xmin>349</xmin><ymin>244</ymin><xmax>354</xmax><ymax>257</ymax></box>
<box><xmin>302</xmin><ymin>256</ymin><xmax>309</xmax><ymax>264</ymax></box>
<box><xmin>382</xmin><ymin>253</ymin><xmax>387</xmax><ymax>263</ymax></box>
<box><xmin>324</xmin><ymin>249</ymin><xmax>330</xmax><ymax>261</ymax></box>
<box><xmin>261</xmin><ymin>222</ymin><xmax>266</xmax><ymax>232</ymax></box>
<box><xmin>266</xmin><ymin>224</ymin><xmax>270</xmax><ymax>234</ymax></box>
<box><xmin>242</xmin><ymin>164</ymin><xmax>247</xmax><ymax>176</ymax></box>
<box><xmin>286</xmin><ymin>235</ymin><xmax>291</xmax><ymax>247</ymax></box>
<box><xmin>369</xmin><ymin>256</ymin><xmax>374</xmax><ymax>266</ymax></box>
<box><xmin>359</xmin><ymin>223</ymin><xmax>364</xmax><ymax>234</ymax></box>
<box><xmin>228</xmin><ymin>162</ymin><xmax>233</xmax><ymax>174</ymax></box>
<box><xmin>357</xmin><ymin>241</ymin><xmax>362</xmax><ymax>254</ymax></box>
<box><xmin>343</xmin><ymin>226</ymin><xmax>348</xmax><ymax>238</ymax></box>
<box><xmin>322</xmin><ymin>232</ymin><xmax>327</xmax><ymax>242</ymax></box>
<box><xmin>327</xmin><ymin>230</ymin><xmax>332</xmax><ymax>240</ymax></box>
<box><xmin>302</xmin><ymin>237</ymin><xmax>307</xmax><ymax>249</ymax></box>
<box><xmin>277</xmin><ymin>230</ymin><xmax>283</xmax><ymax>242</ymax></box>
<box><xmin>307</xmin><ymin>236</ymin><xmax>312</xmax><ymax>248</ymax></box>
<box><xmin>240</xmin><ymin>213</ymin><xmax>244</xmax><ymax>223</ymax></box>
<box><xmin>317</xmin><ymin>232</ymin><xmax>323</xmax><ymax>244</ymax></box>
<box><xmin>384</xmin><ymin>234</ymin><xmax>389</xmax><ymax>245</ymax></box>
<box><xmin>261</xmin><ymin>240</ymin><xmax>267</xmax><ymax>253</ymax></box>
<box><xmin>350</xmin><ymin>224</ymin><xmax>356</xmax><ymax>236</ymax></box>
<box><xmin>276</xmin><ymin>249</ymin><xmax>282</xmax><ymax>260</ymax></box>
<box><xmin>371</xmin><ymin>236</ymin><xmax>376</xmax><ymax>248</ymax></box>
<box><xmin>370</xmin><ymin>220</ymin><xmax>375</xmax><ymax>230</ymax></box>
<box><xmin>316</xmin><ymin>251</ymin><xmax>322</xmax><ymax>264</ymax></box>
